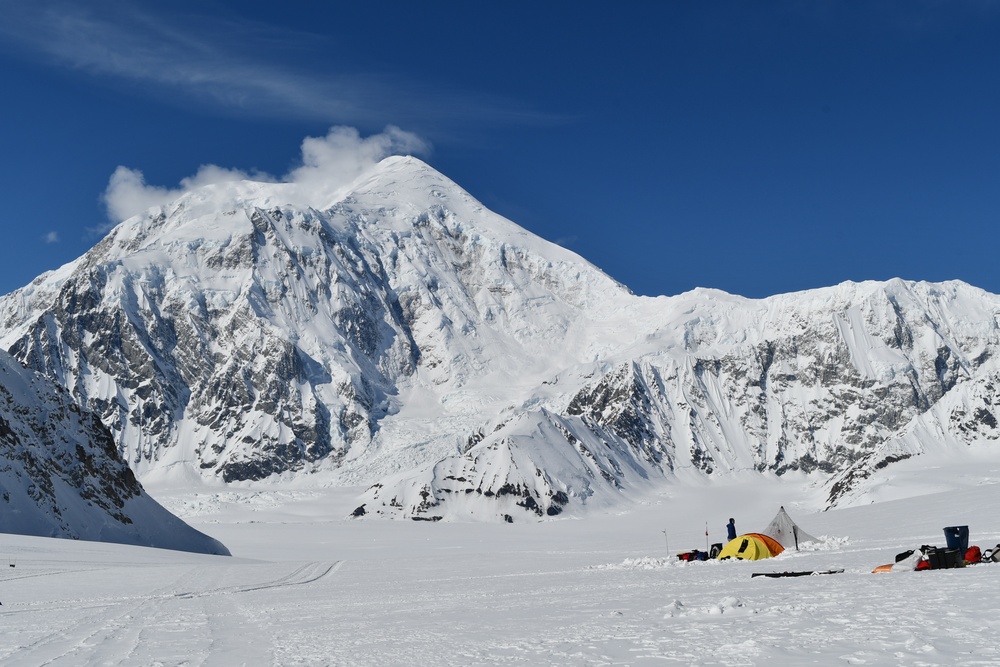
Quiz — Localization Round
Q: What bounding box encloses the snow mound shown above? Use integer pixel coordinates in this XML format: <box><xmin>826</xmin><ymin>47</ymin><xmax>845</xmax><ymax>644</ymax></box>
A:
<box><xmin>591</xmin><ymin>557</ymin><xmax>675</xmax><ymax>570</ymax></box>
<box><xmin>662</xmin><ymin>596</ymin><xmax>758</xmax><ymax>618</ymax></box>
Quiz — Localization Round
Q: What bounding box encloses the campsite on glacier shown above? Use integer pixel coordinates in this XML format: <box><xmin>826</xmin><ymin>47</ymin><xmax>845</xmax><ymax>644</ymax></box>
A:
<box><xmin>0</xmin><ymin>152</ymin><xmax>998</xmax><ymax>665</ymax></box>
<box><xmin>2</xmin><ymin>462</ymin><xmax>1000</xmax><ymax>666</ymax></box>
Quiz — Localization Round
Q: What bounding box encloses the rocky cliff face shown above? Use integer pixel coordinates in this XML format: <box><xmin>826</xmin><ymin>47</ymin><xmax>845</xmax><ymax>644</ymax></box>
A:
<box><xmin>2</xmin><ymin>201</ymin><xmax>414</xmax><ymax>482</ymax></box>
<box><xmin>1</xmin><ymin>157</ymin><xmax>999</xmax><ymax>521</ymax></box>
<box><xmin>0</xmin><ymin>348</ymin><xmax>229</xmax><ymax>553</ymax></box>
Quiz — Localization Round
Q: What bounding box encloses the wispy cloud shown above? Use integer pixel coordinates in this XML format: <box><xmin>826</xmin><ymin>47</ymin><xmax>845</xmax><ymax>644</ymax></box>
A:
<box><xmin>44</xmin><ymin>231</ymin><xmax>59</xmax><ymax>244</ymax></box>
<box><xmin>0</xmin><ymin>2</ymin><xmax>545</xmax><ymax>127</ymax></box>
<box><xmin>102</xmin><ymin>125</ymin><xmax>430</xmax><ymax>223</ymax></box>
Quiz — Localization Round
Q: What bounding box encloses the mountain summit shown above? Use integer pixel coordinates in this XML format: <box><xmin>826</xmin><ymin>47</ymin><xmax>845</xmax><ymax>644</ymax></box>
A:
<box><xmin>2</xmin><ymin>157</ymin><xmax>999</xmax><ymax>520</ymax></box>
<box><xmin>0</xmin><ymin>157</ymin><xmax>629</xmax><ymax>484</ymax></box>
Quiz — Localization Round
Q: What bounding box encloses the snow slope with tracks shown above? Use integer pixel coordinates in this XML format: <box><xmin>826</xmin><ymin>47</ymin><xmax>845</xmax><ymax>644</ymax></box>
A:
<box><xmin>2</xmin><ymin>460</ymin><xmax>999</xmax><ymax>666</ymax></box>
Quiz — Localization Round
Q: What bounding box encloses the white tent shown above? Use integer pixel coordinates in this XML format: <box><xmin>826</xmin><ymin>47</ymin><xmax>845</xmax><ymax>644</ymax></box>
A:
<box><xmin>761</xmin><ymin>506</ymin><xmax>818</xmax><ymax>549</ymax></box>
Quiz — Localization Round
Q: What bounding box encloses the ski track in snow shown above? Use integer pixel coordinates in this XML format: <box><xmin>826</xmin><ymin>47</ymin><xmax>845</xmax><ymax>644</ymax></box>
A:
<box><xmin>0</xmin><ymin>559</ymin><xmax>340</xmax><ymax>666</ymax></box>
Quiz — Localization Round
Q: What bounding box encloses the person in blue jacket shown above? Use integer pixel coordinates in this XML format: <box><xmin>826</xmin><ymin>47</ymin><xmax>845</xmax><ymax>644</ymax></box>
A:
<box><xmin>726</xmin><ymin>518</ymin><xmax>737</xmax><ymax>541</ymax></box>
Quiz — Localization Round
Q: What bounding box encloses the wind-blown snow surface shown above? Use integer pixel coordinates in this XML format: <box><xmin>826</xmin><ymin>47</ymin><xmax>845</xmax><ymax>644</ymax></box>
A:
<box><xmin>2</xmin><ymin>470</ymin><xmax>999</xmax><ymax>666</ymax></box>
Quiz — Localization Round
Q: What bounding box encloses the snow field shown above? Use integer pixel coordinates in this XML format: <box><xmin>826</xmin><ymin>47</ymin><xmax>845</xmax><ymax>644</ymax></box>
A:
<box><xmin>2</xmin><ymin>472</ymin><xmax>999</xmax><ymax>666</ymax></box>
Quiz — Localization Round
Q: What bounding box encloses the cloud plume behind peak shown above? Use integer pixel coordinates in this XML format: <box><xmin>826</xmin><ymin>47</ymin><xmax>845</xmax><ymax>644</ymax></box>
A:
<box><xmin>101</xmin><ymin>126</ymin><xmax>430</xmax><ymax>223</ymax></box>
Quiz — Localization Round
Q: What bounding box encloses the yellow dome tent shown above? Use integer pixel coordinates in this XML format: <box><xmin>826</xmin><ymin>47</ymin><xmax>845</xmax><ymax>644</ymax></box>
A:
<box><xmin>718</xmin><ymin>533</ymin><xmax>785</xmax><ymax>560</ymax></box>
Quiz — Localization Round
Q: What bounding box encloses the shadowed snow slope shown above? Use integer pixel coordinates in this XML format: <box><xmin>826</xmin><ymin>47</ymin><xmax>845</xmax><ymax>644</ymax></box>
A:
<box><xmin>0</xmin><ymin>349</ymin><xmax>229</xmax><ymax>554</ymax></box>
<box><xmin>1</xmin><ymin>156</ymin><xmax>1000</xmax><ymax>521</ymax></box>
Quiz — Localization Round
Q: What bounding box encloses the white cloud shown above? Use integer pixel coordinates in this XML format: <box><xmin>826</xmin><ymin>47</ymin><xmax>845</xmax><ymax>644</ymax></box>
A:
<box><xmin>101</xmin><ymin>126</ymin><xmax>430</xmax><ymax>222</ymax></box>
<box><xmin>44</xmin><ymin>231</ymin><xmax>60</xmax><ymax>244</ymax></box>
<box><xmin>285</xmin><ymin>126</ymin><xmax>430</xmax><ymax>207</ymax></box>
<box><xmin>0</xmin><ymin>5</ymin><xmax>362</xmax><ymax>122</ymax></box>
<box><xmin>0</xmin><ymin>4</ymin><xmax>540</xmax><ymax>127</ymax></box>
<box><xmin>102</xmin><ymin>163</ymin><xmax>258</xmax><ymax>222</ymax></box>
<box><xmin>179</xmin><ymin>164</ymin><xmax>253</xmax><ymax>190</ymax></box>
<box><xmin>102</xmin><ymin>167</ymin><xmax>175</xmax><ymax>223</ymax></box>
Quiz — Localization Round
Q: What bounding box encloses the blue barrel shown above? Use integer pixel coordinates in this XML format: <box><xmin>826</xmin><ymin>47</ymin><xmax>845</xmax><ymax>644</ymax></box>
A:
<box><xmin>944</xmin><ymin>526</ymin><xmax>969</xmax><ymax>552</ymax></box>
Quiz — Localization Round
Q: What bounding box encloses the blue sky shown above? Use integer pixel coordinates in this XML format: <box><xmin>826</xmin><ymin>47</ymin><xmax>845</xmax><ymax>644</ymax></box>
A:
<box><xmin>0</xmin><ymin>1</ymin><xmax>998</xmax><ymax>298</ymax></box>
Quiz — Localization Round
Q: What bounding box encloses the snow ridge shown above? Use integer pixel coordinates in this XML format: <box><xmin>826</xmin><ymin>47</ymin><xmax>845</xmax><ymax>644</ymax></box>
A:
<box><xmin>0</xmin><ymin>348</ymin><xmax>228</xmax><ymax>553</ymax></box>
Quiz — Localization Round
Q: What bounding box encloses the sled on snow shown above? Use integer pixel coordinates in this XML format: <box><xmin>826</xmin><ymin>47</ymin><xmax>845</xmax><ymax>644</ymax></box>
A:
<box><xmin>751</xmin><ymin>569</ymin><xmax>844</xmax><ymax>578</ymax></box>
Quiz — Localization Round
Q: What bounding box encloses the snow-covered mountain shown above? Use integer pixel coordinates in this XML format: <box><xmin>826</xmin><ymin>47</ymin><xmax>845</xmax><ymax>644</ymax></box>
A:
<box><xmin>1</xmin><ymin>156</ymin><xmax>999</xmax><ymax>521</ymax></box>
<box><xmin>0</xmin><ymin>347</ymin><xmax>228</xmax><ymax>553</ymax></box>
<box><xmin>0</xmin><ymin>157</ymin><xmax>628</xmax><ymax>484</ymax></box>
<box><xmin>354</xmin><ymin>280</ymin><xmax>1000</xmax><ymax>520</ymax></box>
